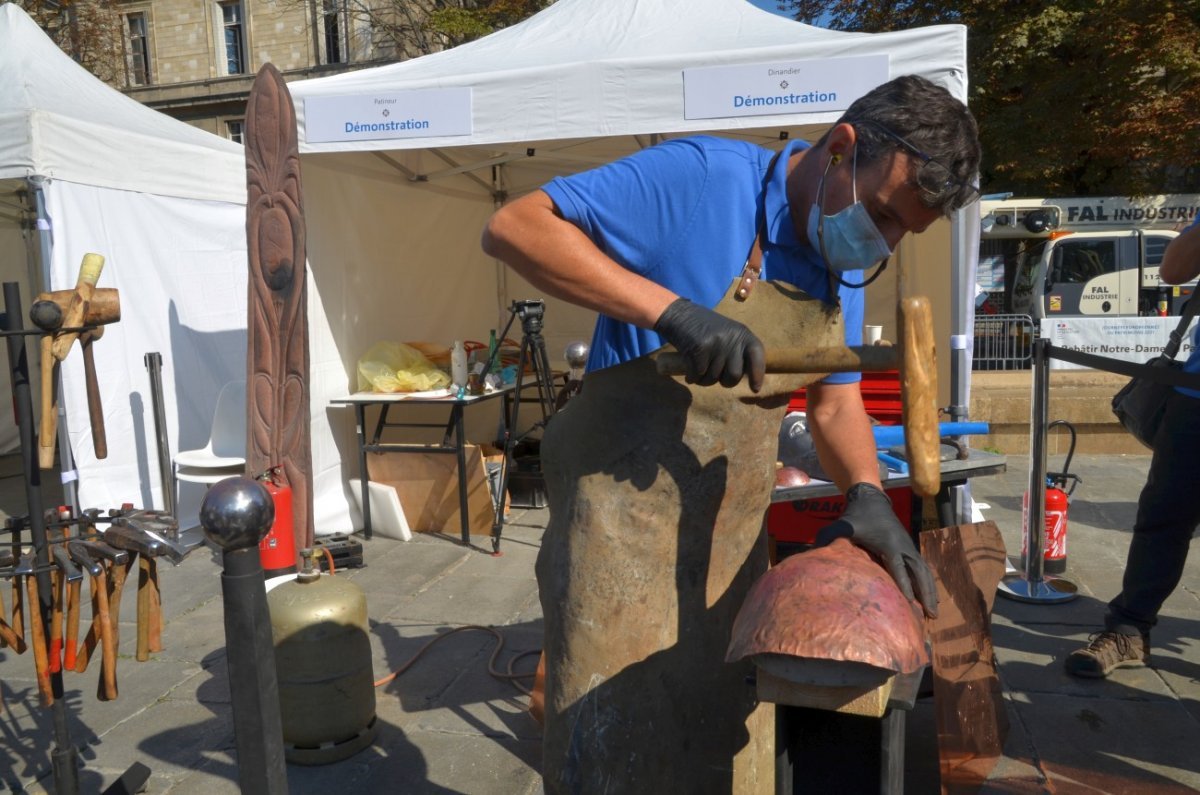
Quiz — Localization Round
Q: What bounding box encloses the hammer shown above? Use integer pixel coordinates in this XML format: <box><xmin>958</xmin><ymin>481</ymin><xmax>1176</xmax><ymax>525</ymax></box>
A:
<box><xmin>66</xmin><ymin>541</ymin><xmax>120</xmax><ymax>700</ymax></box>
<box><xmin>14</xmin><ymin>552</ymin><xmax>53</xmax><ymax>706</ymax></box>
<box><xmin>102</xmin><ymin>524</ymin><xmax>167</xmax><ymax>662</ymax></box>
<box><xmin>33</xmin><ymin>299</ymin><xmax>110</xmax><ymax>458</ymax></box>
<box><xmin>34</xmin><ymin>253</ymin><xmax>106</xmax><ymax>468</ymax></box>
<box><xmin>47</xmin><ymin>544</ymin><xmax>81</xmax><ymax>674</ymax></box>
<box><xmin>656</xmin><ymin>296</ymin><xmax>941</xmax><ymax>497</ymax></box>
<box><xmin>0</xmin><ymin>548</ymin><xmax>24</xmax><ymax>653</ymax></box>
<box><xmin>72</xmin><ymin>540</ymin><xmax>130</xmax><ymax>678</ymax></box>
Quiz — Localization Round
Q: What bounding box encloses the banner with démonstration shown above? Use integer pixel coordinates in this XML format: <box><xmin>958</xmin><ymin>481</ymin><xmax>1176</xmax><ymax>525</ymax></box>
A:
<box><xmin>1041</xmin><ymin>317</ymin><xmax>1199</xmax><ymax>370</ymax></box>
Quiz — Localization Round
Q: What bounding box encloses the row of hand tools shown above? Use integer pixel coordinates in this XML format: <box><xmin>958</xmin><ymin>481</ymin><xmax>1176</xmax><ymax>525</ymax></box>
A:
<box><xmin>0</xmin><ymin>506</ymin><xmax>186</xmax><ymax>706</ymax></box>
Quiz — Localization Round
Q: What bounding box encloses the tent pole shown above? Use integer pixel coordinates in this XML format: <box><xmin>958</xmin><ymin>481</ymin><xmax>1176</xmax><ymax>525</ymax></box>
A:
<box><xmin>27</xmin><ymin>177</ymin><xmax>79</xmax><ymax>512</ymax></box>
<box><xmin>948</xmin><ymin>205</ymin><xmax>981</xmax><ymax>525</ymax></box>
<box><xmin>493</xmin><ymin>165</ymin><xmax>509</xmax><ymax>331</ymax></box>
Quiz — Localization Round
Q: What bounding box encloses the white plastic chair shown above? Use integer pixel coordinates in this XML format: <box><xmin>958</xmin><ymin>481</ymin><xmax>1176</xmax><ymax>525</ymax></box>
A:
<box><xmin>174</xmin><ymin>379</ymin><xmax>246</xmax><ymax>503</ymax></box>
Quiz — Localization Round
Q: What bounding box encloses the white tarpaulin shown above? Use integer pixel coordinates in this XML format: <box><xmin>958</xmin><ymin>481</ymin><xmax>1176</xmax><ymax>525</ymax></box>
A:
<box><xmin>0</xmin><ymin>3</ymin><xmax>248</xmax><ymax>525</ymax></box>
<box><xmin>288</xmin><ymin>0</ymin><xmax>975</xmax><ymax>533</ymax></box>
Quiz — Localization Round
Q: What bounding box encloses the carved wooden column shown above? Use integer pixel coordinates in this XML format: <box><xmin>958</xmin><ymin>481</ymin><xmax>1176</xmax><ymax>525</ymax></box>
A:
<box><xmin>244</xmin><ymin>63</ymin><xmax>314</xmax><ymax>552</ymax></box>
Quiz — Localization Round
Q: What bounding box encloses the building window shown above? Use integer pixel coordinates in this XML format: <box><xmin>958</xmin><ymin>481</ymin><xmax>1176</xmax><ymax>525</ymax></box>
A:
<box><xmin>220</xmin><ymin>1</ymin><xmax>246</xmax><ymax>74</ymax></box>
<box><xmin>322</xmin><ymin>0</ymin><xmax>346</xmax><ymax>64</ymax></box>
<box><xmin>226</xmin><ymin>120</ymin><xmax>245</xmax><ymax>144</ymax></box>
<box><xmin>126</xmin><ymin>12</ymin><xmax>151</xmax><ymax>86</ymax></box>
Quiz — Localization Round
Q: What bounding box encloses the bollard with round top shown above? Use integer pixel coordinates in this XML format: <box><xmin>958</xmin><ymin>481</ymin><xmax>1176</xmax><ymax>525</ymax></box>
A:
<box><xmin>201</xmin><ymin>476</ymin><xmax>289</xmax><ymax>794</ymax></box>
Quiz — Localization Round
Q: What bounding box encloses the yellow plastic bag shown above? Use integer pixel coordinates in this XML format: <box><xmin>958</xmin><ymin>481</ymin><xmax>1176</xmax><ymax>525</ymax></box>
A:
<box><xmin>356</xmin><ymin>341</ymin><xmax>451</xmax><ymax>393</ymax></box>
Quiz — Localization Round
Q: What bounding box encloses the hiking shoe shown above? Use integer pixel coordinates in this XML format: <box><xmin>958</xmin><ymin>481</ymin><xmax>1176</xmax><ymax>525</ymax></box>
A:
<box><xmin>1065</xmin><ymin>631</ymin><xmax>1150</xmax><ymax>678</ymax></box>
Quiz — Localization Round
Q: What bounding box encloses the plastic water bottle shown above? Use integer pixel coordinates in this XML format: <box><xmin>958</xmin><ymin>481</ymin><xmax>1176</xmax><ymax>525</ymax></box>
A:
<box><xmin>451</xmin><ymin>340</ymin><xmax>468</xmax><ymax>388</ymax></box>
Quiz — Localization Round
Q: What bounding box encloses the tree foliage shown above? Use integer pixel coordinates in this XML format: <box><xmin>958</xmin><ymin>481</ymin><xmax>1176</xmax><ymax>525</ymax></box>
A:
<box><xmin>779</xmin><ymin>0</ymin><xmax>1200</xmax><ymax>197</ymax></box>
<box><xmin>15</xmin><ymin>0</ymin><xmax>126</xmax><ymax>85</ymax></box>
<box><xmin>331</xmin><ymin>0</ymin><xmax>552</xmax><ymax>61</ymax></box>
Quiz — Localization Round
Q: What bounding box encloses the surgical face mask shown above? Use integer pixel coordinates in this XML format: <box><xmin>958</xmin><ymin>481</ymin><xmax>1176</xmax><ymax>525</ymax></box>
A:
<box><xmin>806</xmin><ymin>147</ymin><xmax>892</xmax><ymax>272</ymax></box>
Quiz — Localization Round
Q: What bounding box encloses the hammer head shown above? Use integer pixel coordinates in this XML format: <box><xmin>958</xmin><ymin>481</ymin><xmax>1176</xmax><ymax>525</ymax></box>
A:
<box><xmin>67</xmin><ymin>541</ymin><xmax>104</xmax><ymax>578</ymax></box>
<box><xmin>101</xmin><ymin>525</ymin><xmax>164</xmax><ymax>559</ymax></box>
<box><xmin>72</xmin><ymin>539</ymin><xmax>129</xmax><ymax>567</ymax></box>
<box><xmin>29</xmin><ymin>299</ymin><xmax>64</xmax><ymax>332</ymax></box>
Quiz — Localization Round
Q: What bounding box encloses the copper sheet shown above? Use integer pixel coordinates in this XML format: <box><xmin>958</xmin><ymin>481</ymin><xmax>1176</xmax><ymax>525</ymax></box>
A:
<box><xmin>727</xmin><ymin>537</ymin><xmax>929</xmax><ymax>677</ymax></box>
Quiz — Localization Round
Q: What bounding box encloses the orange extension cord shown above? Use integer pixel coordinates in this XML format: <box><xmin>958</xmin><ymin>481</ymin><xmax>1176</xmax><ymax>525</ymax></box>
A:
<box><xmin>372</xmin><ymin>625</ymin><xmax>540</xmax><ymax>696</ymax></box>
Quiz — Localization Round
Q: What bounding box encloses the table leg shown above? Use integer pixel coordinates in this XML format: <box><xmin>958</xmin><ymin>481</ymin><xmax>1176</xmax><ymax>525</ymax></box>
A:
<box><xmin>452</xmin><ymin>404</ymin><xmax>470</xmax><ymax>545</ymax></box>
<box><xmin>355</xmin><ymin>404</ymin><xmax>372</xmax><ymax>540</ymax></box>
<box><xmin>935</xmin><ymin>484</ymin><xmax>956</xmax><ymax>529</ymax></box>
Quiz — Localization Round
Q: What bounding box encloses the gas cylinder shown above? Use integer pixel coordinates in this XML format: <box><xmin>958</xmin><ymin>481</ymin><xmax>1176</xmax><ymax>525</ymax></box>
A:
<box><xmin>267</xmin><ymin>548</ymin><xmax>378</xmax><ymax>765</ymax></box>
<box><xmin>257</xmin><ymin>468</ymin><xmax>298</xmax><ymax>579</ymax></box>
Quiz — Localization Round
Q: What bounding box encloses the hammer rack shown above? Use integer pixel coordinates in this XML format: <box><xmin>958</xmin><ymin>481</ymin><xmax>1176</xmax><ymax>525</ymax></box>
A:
<box><xmin>0</xmin><ymin>281</ymin><xmax>183</xmax><ymax>795</ymax></box>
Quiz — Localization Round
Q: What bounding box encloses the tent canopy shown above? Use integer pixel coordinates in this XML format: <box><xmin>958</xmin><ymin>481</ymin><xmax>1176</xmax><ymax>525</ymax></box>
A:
<box><xmin>0</xmin><ymin>3</ymin><xmax>248</xmax><ymax>525</ymax></box>
<box><xmin>0</xmin><ymin>2</ymin><xmax>245</xmax><ymax>202</ymax></box>
<box><xmin>288</xmin><ymin>0</ymin><xmax>974</xmax><ymax>533</ymax></box>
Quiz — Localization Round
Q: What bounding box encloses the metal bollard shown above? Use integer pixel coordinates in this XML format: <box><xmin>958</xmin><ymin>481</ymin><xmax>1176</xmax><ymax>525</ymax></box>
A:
<box><xmin>201</xmin><ymin>476</ymin><xmax>288</xmax><ymax>794</ymax></box>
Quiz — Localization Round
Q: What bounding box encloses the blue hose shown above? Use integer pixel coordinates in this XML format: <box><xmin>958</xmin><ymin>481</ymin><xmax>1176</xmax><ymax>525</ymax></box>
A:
<box><xmin>872</xmin><ymin>421</ymin><xmax>990</xmax><ymax>448</ymax></box>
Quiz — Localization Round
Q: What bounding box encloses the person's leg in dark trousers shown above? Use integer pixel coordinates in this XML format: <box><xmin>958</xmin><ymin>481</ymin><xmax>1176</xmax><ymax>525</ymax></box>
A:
<box><xmin>1067</xmin><ymin>390</ymin><xmax>1200</xmax><ymax>677</ymax></box>
<box><xmin>1107</xmin><ymin>390</ymin><xmax>1200</xmax><ymax>635</ymax></box>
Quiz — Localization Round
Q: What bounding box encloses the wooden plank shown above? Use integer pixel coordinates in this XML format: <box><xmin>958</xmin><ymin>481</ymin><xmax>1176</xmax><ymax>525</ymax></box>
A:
<box><xmin>757</xmin><ymin>668</ymin><xmax>895</xmax><ymax>717</ymax></box>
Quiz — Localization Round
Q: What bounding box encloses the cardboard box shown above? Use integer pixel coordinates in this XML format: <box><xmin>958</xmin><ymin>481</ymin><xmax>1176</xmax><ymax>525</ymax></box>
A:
<box><xmin>366</xmin><ymin>444</ymin><xmax>498</xmax><ymax>537</ymax></box>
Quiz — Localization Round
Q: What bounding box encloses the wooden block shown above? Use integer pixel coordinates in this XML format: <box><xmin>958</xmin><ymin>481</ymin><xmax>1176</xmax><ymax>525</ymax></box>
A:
<box><xmin>366</xmin><ymin>445</ymin><xmax>495</xmax><ymax>536</ymax></box>
<box><xmin>756</xmin><ymin>668</ymin><xmax>895</xmax><ymax>717</ymax></box>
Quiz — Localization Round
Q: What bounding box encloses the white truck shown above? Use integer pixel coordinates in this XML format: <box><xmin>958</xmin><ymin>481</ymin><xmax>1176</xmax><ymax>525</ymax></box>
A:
<box><xmin>977</xmin><ymin>194</ymin><xmax>1200</xmax><ymax>320</ymax></box>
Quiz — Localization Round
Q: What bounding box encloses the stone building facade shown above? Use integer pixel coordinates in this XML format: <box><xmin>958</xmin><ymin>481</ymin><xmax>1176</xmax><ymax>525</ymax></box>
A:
<box><xmin>111</xmin><ymin>0</ymin><xmax>398</xmax><ymax>140</ymax></box>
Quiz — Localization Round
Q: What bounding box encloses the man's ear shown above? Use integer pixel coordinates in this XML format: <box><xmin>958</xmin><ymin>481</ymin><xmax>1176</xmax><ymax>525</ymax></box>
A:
<box><xmin>825</xmin><ymin>123</ymin><xmax>858</xmax><ymax>164</ymax></box>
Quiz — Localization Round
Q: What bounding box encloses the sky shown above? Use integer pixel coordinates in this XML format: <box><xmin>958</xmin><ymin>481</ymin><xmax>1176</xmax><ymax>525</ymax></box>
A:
<box><xmin>745</xmin><ymin>0</ymin><xmax>791</xmax><ymax>18</ymax></box>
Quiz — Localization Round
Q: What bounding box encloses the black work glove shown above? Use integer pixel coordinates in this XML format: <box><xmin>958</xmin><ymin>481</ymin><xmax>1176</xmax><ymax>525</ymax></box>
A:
<box><xmin>653</xmin><ymin>298</ymin><xmax>766</xmax><ymax>391</ymax></box>
<box><xmin>816</xmin><ymin>483</ymin><xmax>939</xmax><ymax>618</ymax></box>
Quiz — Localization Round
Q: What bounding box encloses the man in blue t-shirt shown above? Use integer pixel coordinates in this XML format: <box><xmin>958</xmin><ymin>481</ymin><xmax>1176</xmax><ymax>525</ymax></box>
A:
<box><xmin>482</xmin><ymin>75</ymin><xmax>980</xmax><ymax>791</ymax></box>
<box><xmin>484</xmin><ymin>75</ymin><xmax>978</xmax><ymax>608</ymax></box>
<box><xmin>1067</xmin><ymin>215</ymin><xmax>1200</xmax><ymax>678</ymax></box>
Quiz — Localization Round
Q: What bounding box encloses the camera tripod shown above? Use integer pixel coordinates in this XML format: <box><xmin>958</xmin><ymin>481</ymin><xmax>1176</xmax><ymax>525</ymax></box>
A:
<box><xmin>484</xmin><ymin>299</ymin><xmax>557</xmax><ymax>552</ymax></box>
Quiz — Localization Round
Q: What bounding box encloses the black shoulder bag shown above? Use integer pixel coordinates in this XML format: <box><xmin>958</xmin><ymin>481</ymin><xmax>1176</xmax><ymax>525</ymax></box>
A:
<box><xmin>1111</xmin><ymin>297</ymin><xmax>1200</xmax><ymax>449</ymax></box>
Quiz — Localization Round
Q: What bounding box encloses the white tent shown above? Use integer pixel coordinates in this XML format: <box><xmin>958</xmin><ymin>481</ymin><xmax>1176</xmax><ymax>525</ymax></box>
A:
<box><xmin>0</xmin><ymin>3</ymin><xmax>248</xmax><ymax>522</ymax></box>
<box><xmin>289</xmin><ymin>0</ymin><xmax>978</xmax><ymax>532</ymax></box>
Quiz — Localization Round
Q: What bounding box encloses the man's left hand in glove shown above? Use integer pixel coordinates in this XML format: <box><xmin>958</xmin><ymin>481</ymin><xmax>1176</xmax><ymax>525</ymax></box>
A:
<box><xmin>815</xmin><ymin>482</ymin><xmax>939</xmax><ymax>618</ymax></box>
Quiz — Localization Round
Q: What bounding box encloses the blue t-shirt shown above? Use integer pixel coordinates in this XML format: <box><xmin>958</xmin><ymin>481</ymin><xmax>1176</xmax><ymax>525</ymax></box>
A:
<box><xmin>1179</xmin><ymin>215</ymin><xmax>1200</xmax><ymax>397</ymax></box>
<box><xmin>543</xmin><ymin>136</ymin><xmax>864</xmax><ymax>384</ymax></box>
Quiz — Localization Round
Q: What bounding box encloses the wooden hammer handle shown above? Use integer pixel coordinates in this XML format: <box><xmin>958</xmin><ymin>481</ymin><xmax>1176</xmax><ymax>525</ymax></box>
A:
<box><xmin>82</xmin><ymin>332</ymin><xmax>107</xmax><ymax>459</ymax></box>
<box><xmin>64</xmin><ymin>579</ymin><xmax>81</xmax><ymax>671</ymax></box>
<box><xmin>899</xmin><ymin>296</ymin><xmax>940</xmax><ymax>498</ymax></box>
<box><xmin>48</xmin><ymin>571</ymin><xmax>62</xmax><ymax>674</ymax></box>
<box><xmin>76</xmin><ymin>557</ymin><xmax>131</xmax><ymax>674</ymax></box>
<box><xmin>655</xmin><ymin>344</ymin><xmax>900</xmax><ymax>376</ymax></box>
<box><xmin>25</xmin><ymin>574</ymin><xmax>53</xmax><ymax>706</ymax></box>
<box><xmin>95</xmin><ymin>568</ymin><xmax>118</xmax><ymax>701</ymax></box>
<box><xmin>0</xmin><ymin>587</ymin><xmax>23</xmax><ymax>652</ymax></box>
<box><xmin>38</xmin><ymin>336</ymin><xmax>56</xmax><ymax>470</ymax></box>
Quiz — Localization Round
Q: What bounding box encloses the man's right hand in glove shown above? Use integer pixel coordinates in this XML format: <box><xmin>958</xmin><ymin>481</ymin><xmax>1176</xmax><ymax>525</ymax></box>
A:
<box><xmin>653</xmin><ymin>298</ymin><xmax>765</xmax><ymax>391</ymax></box>
<box><xmin>816</xmin><ymin>482</ymin><xmax>939</xmax><ymax>618</ymax></box>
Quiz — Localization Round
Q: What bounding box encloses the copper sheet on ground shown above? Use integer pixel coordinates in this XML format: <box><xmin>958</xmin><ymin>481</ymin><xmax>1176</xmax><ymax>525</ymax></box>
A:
<box><xmin>920</xmin><ymin>521</ymin><xmax>1009</xmax><ymax>794</ymax></box>
<box><xmin>727</xmin><ymin>537</ymin><xmax>928</xmax><ymax>676</ymax></box>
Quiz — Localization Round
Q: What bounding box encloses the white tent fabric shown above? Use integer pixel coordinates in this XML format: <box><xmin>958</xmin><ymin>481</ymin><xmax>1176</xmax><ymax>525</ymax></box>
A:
<box><xmin>289</xmin><ymin>0</ymin><xmax>975</xmax><ymax>533</ymax></box>
<box><xmin>0</xmin><ymin>3</ymin><xmax>248</xmax><ymax>526</ymax></box>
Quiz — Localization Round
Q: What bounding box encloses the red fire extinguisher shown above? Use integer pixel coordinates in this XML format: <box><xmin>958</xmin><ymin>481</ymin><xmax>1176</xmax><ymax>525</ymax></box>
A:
<box><xmin>1022</xmin><ymin>420</ymin><xmax>1081</xmax><ymax>575</ymax></box>
<box><xmin>257</xmin><ymin>467</ymin><xmax>298</xmax><ymax>579</ymax></box>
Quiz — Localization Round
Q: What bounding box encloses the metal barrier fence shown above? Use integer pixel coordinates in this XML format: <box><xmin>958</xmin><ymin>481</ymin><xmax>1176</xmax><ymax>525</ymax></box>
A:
<box><xmin>973</xmin><ymin>314</ymin><xmax>1035</xmax><ymax>370</ymax></box>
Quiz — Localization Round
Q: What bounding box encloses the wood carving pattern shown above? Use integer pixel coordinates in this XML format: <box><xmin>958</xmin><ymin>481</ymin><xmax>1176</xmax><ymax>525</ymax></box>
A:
<box><xmin>244</xmin><ymin>63</ymin><xmax>313</xmax><ymax>551</ymax></box>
